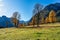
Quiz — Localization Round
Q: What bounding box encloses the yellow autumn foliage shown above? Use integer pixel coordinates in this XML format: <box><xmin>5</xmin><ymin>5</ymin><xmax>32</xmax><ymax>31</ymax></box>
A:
<box><xmin>49</xmin><ymin>10</ymin><xmax>56</xmax><ymax>23</ymax></box>
<box><xmin>45</xmin><ymin>17</ymin><xmax>49</xmax><ymax>23</ymax></box>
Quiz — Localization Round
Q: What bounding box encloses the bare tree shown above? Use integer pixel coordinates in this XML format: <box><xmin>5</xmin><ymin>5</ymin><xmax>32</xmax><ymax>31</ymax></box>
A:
<box><xmin>33</xmin><ymin>3</ymin><xmax>43</xmax><ymax>27</ymax></box>
<box><xmin>11</xmin><ymin>12</ymin><xmax>20</xmax><ymax>27</ymax></box>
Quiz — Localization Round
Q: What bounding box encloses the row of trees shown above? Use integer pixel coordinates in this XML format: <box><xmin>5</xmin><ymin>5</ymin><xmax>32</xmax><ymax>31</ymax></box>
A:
<box><xmin>31</xmin><ymin>3</ymin><xmax>60</xmax><ymax>27</ymax></box>
<box><xmin>11</xmin><ymin>3</ymin><xmax>43</xmax><ymax>27</ymax></box>
<box><xmin>10</xmin><ymin>3</ymin><xmax>60</xmax><ymax>27</ymax></box>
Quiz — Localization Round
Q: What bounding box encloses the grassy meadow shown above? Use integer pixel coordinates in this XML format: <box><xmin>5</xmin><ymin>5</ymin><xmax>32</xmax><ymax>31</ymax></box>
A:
<box><xmin>0</xmin><ymin>26</ymin><xmax>60</xmax><ymax>40</ymax></box>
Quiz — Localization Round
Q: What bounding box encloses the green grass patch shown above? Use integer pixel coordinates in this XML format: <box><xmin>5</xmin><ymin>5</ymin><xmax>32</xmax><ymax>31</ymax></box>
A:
<box><xmin>0</xmin><ymin>27</ymin><xmax>60</xmax><ymax>40</ymax></box>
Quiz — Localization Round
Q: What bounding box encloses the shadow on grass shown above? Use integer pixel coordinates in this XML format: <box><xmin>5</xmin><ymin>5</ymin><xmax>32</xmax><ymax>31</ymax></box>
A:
<box><xmin>35</xmin><ymin>32</ymin><xmax>44</xmax><ymax>37</ymax></box>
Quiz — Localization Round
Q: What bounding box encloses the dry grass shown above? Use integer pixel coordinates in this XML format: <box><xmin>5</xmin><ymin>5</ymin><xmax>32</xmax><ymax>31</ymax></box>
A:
<box><xmin>0</xmin><ymin>26</ymin><xmax>60</xmax><ymax>40</ymax></box>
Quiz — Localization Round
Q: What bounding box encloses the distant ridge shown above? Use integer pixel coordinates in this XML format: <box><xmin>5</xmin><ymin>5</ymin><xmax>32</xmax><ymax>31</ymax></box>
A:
<box><xmin>28</xmin><ymin>3</ymin><xmax>60</xmax><ymax>23</ymax></box>
<box><xmin>0</xmin><ymin>15</ymin><xmax>13</xmax><ymax>28</ymax></box>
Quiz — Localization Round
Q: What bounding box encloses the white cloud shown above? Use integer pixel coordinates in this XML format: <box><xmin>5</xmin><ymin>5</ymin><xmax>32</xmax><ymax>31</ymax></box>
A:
<box><xmin>0</xmin><ymin>9</ymin><xmax>6</xmax><ymax>15</ymax></box>
<box><xmin>0</xmin><ymin>0</ymin><xmax>3</xmax><ymax>2</ymax></box>
<box><xmin>0</xmin><ymin>4</ymin><xmax>4</xmax><ymax>6</ymax></box>
<box><xmin>0</xmin><ymin>0</ymin><xmax>4</xmax><ymax>7</ymax></box>
<box><xmin>0</xmin><ymin>9</ymin><xmax>7</xmax><ymax>17</ymax></box>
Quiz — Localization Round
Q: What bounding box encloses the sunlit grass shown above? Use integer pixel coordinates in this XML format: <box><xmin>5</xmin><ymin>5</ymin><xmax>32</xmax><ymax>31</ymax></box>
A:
<box><xmin>40</xmin><ymin>23</ymin><xmax>60</xmax><ymax>26</ymax></box>
<box><xmin>0</xmin><ymin>27</ymin><xmax>60</xmax><ymax>40</ymax></box>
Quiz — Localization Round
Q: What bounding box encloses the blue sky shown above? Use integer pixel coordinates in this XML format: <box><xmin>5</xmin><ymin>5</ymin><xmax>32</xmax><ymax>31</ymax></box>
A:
<box><xmin>0</xmin><ymin>0</ymin><xmax>60</xmax><ymax>21</ymax></box>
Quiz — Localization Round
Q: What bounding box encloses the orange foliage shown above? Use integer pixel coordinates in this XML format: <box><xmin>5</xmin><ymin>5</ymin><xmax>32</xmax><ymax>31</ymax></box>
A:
<box><xmin>18</xmin><ymin>24</ymin><xmax>24</xmax><ymax>28</ymax></box>
<box><xmin>32</xmin><ymin>17</ymin><xmax>36</xmax><ymax>24</ymax></box>
<box><xmin>45</xmin><ymin>10</ymin><xmax>56</xmax><ymax>23</ymax></box>
<box><xmin>12</xmin><ymin>18</ymin><xmax>18</xmax><ymax>26</ymax></box>
<box><xmin>45</xmin><ymin>17</ymin><xmax>49</xmax><ymax>23</ymax></box>
<box><xmin>29</xmin><ymin>10</ymin><xmax>56</xmax><ymax>24</ymax></box>
<box><xmin>28</xmin><ymin>22</ymin><xmax>33</xmax><ymax>25</ymax></box>
<box><xmin>49</xmin><ymin>10</ymin><xmax>56</xmax><ymax>23</ymax></box>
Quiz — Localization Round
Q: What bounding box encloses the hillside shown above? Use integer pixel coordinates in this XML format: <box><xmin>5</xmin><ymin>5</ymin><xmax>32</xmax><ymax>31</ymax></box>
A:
<box><xmin>0</xmin><ymin>16</ymin><xmax>26</xmax><ymax>28</ymax></box>
<box><xmin>0</xmin><ymin>16</ymin><xmax>13</xmax><ymax>28</ymax></box>
<box><xmin>44</xmin><ymin>3</ymin><xmax>60</xmax><ymax>12</ymax></box>
<box><xmin>28</xmin><ymin>3</ymin><xmax>60</xmax><ymax>24</ymax></box>
<box><xmin>0</xmin><ymin>27</ymin><xmax>60</xmax><ymax>40</ymax></box>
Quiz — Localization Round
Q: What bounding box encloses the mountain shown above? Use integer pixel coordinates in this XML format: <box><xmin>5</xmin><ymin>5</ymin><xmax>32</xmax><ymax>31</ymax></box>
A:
<box><xmin>28</xmin><ymin>3</ymin><xmax>60</xmax><ymax>23</ymax></box>
<box><xmin>44</xmin><ymin>3</ymin><xmax>60</xmax><ymax>13</ymax></box>
<box><xmin>19</xmin><ymin>20</ymin><xmax>25</xmax><ymax>24</ymax></box>
<box><xmin>0</xmin><ymin>16</ymin><xmax>14</xmax><ymax>28</ymax></box>
<box><xmin>44</xmin><ymin>3</ymin><xmax>60</xmax><ymax>17</ymax></box>
<box><xmin>19</xmin><ymin>20</ymin><xmax>29</xmax><ymax>25</ymax></box>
